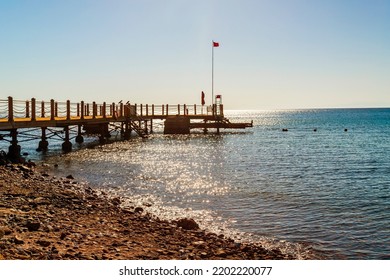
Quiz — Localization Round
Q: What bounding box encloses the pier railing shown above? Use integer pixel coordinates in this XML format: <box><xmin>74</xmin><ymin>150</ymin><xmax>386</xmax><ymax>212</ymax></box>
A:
<box><xmin>0</xmin><ymin>97</ymin><xmax>223</xmax><ymax>124</ymax></box>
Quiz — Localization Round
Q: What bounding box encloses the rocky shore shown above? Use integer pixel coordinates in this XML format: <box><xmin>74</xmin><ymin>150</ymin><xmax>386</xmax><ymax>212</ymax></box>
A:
<box><xmin>0</xmin><ymin>163</ymin><xmax>293</xmax><ymax>260</ymax></box>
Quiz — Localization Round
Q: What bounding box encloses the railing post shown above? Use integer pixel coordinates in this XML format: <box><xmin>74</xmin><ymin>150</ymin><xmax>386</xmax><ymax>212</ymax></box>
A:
<box><xmin>25</xmin><ymin>101</ymin><xmax>30</xmax><ymax>118</ymax></box>
<box><xmin>55</xmin><ymin>102</ymin><xmax>58</xmax><ymax>117</ymax></box>
<box><xmin>103</xmin><ymin>102</ymin><xmax>106</xmax><ymax>118</ymax></box>
<box><xmin>92</xmin><ymin>102</ymin><xmax>96</xmax><ymax>119</ymax></box>
<box><xmin>162</xmin><ymin>104</ymin><xmax>164</xmax><ymax>115</ymax></box>
<box><xmin>41</xmin><ymin>101</ymin><xmax>45</xmax><ymax>118</ymax></box>
<box><xmin>120</xmin><ymin>103</ymin><xmax>124</xmax><ymax>117</ymax></box>
<box><xmin>31</xmin><ymin>98</ymin><xmax>36</xmax><ymax>121</ymax></box>
<box><xmin>140</xmin><ymin>104</ymin><xmax>143</xmax><ymax>116</ymax></box>
<box><xmin>194</xmin><ymin>104</ymin><xmax>196</xmax><ymax>115</ymax></box>
<box><xmin>80</xmin><ymin>101</ymin><xmax>84</xmax><ymax>119</ymax></box>
<box><xmin>112</xmin><ymin>102</ymin><xmax>115</xmax><ymax>118</ymax></box>
<box><xmin>86</xmin><ymin>103</ymin><xmax>89</xmax><ymax>116</ymax></box>
<box><xmin>8</xmin><ymin>96</ymin><xmax>13</xmax><ymax>122</ymax></box>
<box><xmin>152</xmin><ymin>104</ymin><xmax>154</xmax><ymax>116</ymax></box>
<box><xmin>166</xmin><ymin>104</ymin><xmax>168</xmax><ymax>116</ymax></box>
<box><xmin>220</xmin><ymin>104</ymin><xmax>224</xmax><ymax>116</ymax></box>
<box><xmin>66</xmin><ymin>100</ymin><xmax>71</xmax><ymax>120</ymax></box>
<box><xmin>184</xmin><ymin>104</ymin><xmax>187</xmax><ymax>115</ymax></box>
<box><xmin>134</xmin><ymin>104</ymin><xmax>137</xmax><ymax>116</ymax></box>
<box><xmin>146</xmin><ymin>104</ymin><xmax>148</xmax><ymax>116</ymax></box>
<box><xmin>50</xmin><ymin>99</ymin><xmax>55</xmax><ymax>120</ymax></box>
<box><xmin>77</xmin><ymin>103</ymin><xmax>80</xmax><ymax>117</ymax></box>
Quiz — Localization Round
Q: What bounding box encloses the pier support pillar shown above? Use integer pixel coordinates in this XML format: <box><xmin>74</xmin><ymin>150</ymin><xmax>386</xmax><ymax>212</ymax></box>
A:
<box><xmin>99</xmin><ymin>124</ymin><xmax>108</xmax><ymax>144</ymax></box>
<box><xmin>144</xmin><ymin>120</ymin><xmax>148</xmax><ymax>134</ymax></box>
<box><xmin>62</xmin><ymin>126</ymin><xmax>72</xmax><ymax>153</ymax></box>
<box><xmin>123</xmin><ymin>122</ymin><xmax>131</xmax><ymax>140</ymax></box>
<box><xmin>37</xmin><ymin>127</ymin><xmax>49</xmax><ymax>151</ymax></box>
<box><xmin>8</xmin><ymin>129</ymin><xmax>21</xmax><ymax>160</ymax></box>
<box><xmin>75</xmin><ymin>125</ymin><xmax>84</xmax><ymax>144</ymax></box>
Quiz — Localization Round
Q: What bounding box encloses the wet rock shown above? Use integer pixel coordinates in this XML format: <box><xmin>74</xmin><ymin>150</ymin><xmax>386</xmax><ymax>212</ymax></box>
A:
<box><xmin>18</xmin><ymin>165</ymin><xmax>31</xmax><ymax>173</ymax></box>
<box><xmin>111</xmin><ymin>197</ymin><xmax>121</xmax><ymax>206</ymax></box>
<box><xmin>36</xmin><ymin>240</ymin><xmax>51</xmax><ymax>247</ymax></box>
<box><xmin>26</xmin><ymin>160</ymin><xmax>36</xmax><ymax>168</ymax></box>
<box><xmin>66</xmin><ymin>175</ymin><xmax>74</xmax><ymax>180</ymax></box>
<box><xmin>176</xmin><ymin>218</ymin><xmax>199</xmax><ymax>230</ymax></box>
<box><xmin>13</xmin><ymin>235</ymin><xmax>24</xmax><ymax>244</ymax></box>
<box><xmin>215</xmin><ymin>249</ymin><xmax>228</xmax><ymax>258</ymax></box>
<box><xmin>26</xmin><ymin>221</ymin><xmax>41</xmax><ymax>231</ymax></box>
<box><xmin>0</xmin><ymin>227</ymin><xmax>12</xmax><ymax>236</ymax></box>
<box><xmin>134</xmin><ymin>207</ymin><xmax>143</xmax><ymax>213</ymax></box>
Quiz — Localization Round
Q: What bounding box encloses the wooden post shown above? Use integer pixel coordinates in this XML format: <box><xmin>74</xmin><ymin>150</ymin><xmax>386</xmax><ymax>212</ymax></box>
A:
<box><xmin>177</xmin><ymin>104</ymin><xmax>180</xmax><ymax>115</ymax></box>
<box><xmin>123</xmin><ymin>103</ymin><xmax>130</xmax><ymax>118</ymax></box>
<box><xmin>66</xmin><ymin>100</ymin><xmax>71</xmax><ymax>120</ymax></box>
<box><xmin>92</xmin><ymin>102</ymin><xmax>96</xmax><ymax>119</ymax></box>
<box><xmin>50</xmin><ymin>99</ymin><xmax>55</xmax><ymax>120</ymax></box>
<box><xmin>152</xmin><ymin>104</ymin><xmax>155</xmax><ymax>116</ymax></box>
<box><xmin>120</xmin><ymin>103</ymin><xmax>124</xmax><ymax>117</ymax></box>
<box><xmin>103</xmin><ymin>102</ymin><xmax>106</xmax><ymax>118</ymax></box>
<box><xmin>77</xmin><ymin>103</ymin><xmax>80</xmax><ymax>117</ymax></box>
<box><xmin>80</xmin><ymin>101</ymin><xmax>84</xmax><ymax>119</ymax></box>
<box><xmin>220</xmin><ymin>104</ymin><xmax>224</xmax><ymax>116</ymax></box>
<box><xmin>184</xmin><ymin>104</ymin><xmax>187</xmax><ymax>115</ymax></box>
<box><xmin>112</xmin><ymin>102</ymin><xmax>115</xmax><ymax>118</ymax></box>
<box><xmin>55</xmin><ymin>102</ymin><xmax>58</xmax><ymax>117</ymax></box>
<box><xmin>31</xmin><ymin>98</ymin><xmax>36</xmax><ymax>121</ymax></box>
<box><xmin>194</xmin><ymin>104</ymin><xmax>197</xmax><ymax>115</ymax></box>
<box><xmin>41</xmin><ymin>101</ymin><xmax>45</xmax><ymax>118</ymax></box>
<box><xmin>166</xmin><ymin>104</ymin><xmax>169</xmax><ymax>116</ymax></box>
<box><xmin>8</xmin><ymin>96</ymin><xmax>13</xmax><ymax>122</ymax></box>
<box><xmin>25</xmin><ymin>101</ymin><xmax>30</xmax><ymax>118</ymax></box>
<box><xmin>162</xmin><ymin>104</ymin><xmax>164</xmax><ymax>115</ymax></box>
<box><xmin>86</xmin><ymin>104</ymin><xmax>89</xmax><ymax>116</ymax></box>
<box><xmin>146</xmin><ymin>104</ymin><xmax>149</xmax><ymax>116</ymax></box>
<box><xmin>140</xmin><ymin>104</ymin><xmax>143</xmax><ymax>116</ymax></box>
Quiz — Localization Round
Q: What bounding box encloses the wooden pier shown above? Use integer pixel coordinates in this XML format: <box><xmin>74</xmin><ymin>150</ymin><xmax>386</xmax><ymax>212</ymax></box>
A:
<box><xmin>0</xmin><ymin>96</ymin><xmax>252</xmax><ymax>158</ymax></box>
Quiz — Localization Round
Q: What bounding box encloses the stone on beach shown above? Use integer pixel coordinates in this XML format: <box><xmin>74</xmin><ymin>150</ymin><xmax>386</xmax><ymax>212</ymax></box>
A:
<box><xmin>176</xmin><ymin>218</ymin><xmax>200</xmax><ymax>230</ymax></box>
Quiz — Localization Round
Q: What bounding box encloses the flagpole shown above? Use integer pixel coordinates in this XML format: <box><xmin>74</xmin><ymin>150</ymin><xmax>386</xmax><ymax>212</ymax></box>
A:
<box><xmin>212</xmin><ymin>40</ymin><xmax>214</xmax><ymax>106</ymax></box>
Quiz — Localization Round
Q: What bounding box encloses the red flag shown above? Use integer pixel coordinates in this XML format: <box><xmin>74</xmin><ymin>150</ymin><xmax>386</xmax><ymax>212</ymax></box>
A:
<box><xmin>213</xmin><ymin>41</ymin><xmax>219</xmax><ymax>47</ymax></box>
<box><xmin>201</xmin><ymin>91</ymin><xmax>205</xmax><ymax>105</ymax></box>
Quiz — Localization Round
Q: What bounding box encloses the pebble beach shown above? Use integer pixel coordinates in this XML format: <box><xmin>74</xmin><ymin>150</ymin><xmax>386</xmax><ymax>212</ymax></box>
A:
<box><xmin>0</xmin><ymin>163</ymin><xmax>292</xmax><ymax>260</ymax></box>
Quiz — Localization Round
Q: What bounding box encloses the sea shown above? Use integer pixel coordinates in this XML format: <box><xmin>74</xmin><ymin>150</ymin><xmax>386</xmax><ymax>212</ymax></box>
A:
<box><xmin>1</xmin><ymin>108</ymin><xmax>389</xmax><ymax>260</ymax></box>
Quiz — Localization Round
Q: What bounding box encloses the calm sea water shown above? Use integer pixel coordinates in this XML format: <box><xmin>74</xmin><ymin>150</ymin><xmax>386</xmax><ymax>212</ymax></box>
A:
<box><xmin>2</xmin><ymin>108</ymin><xmax>389</xmax><ymax>259</ymax></box>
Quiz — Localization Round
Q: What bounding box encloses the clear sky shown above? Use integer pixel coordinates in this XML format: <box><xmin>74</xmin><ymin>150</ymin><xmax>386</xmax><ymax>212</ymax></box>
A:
<box><xmin>0</xmin><ymin>0</ymin><xmax>389</xmax><ymax>109</ymax></box>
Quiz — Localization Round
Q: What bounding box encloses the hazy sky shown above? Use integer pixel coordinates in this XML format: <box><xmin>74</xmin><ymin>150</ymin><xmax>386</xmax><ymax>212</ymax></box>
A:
<box><xmin>1</xmin><ymin>0</ymin><xmax>389</xmax><ymax>109</ymax></box>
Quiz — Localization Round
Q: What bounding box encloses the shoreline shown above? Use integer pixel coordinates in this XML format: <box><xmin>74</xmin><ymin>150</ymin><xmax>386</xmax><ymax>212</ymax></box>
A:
<box><xmin>0</xmin><ymin>163</ymin><xmax>294</xmax><ymax>260</ymax></box>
